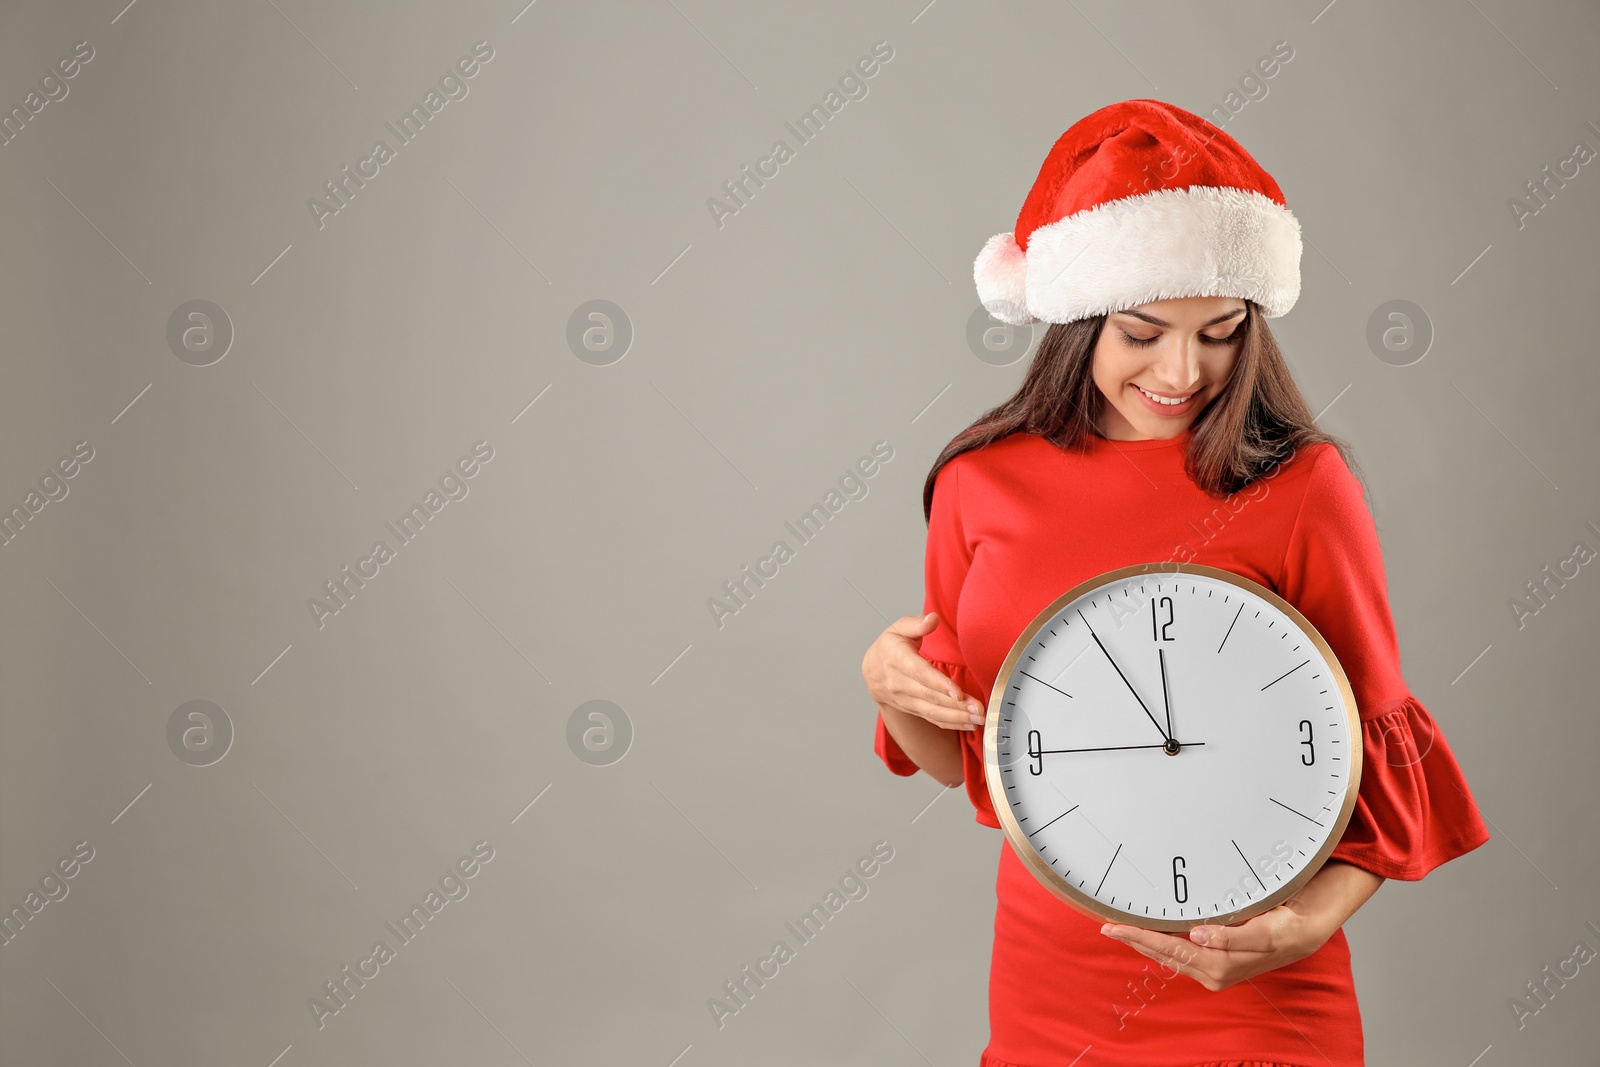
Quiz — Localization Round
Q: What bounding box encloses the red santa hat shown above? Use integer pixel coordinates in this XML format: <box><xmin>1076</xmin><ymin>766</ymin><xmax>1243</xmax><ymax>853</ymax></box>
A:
<box><xmin>974</xmin><ymin>98</ymin><xmax>1303</xmax><ymax>326</ymax></box>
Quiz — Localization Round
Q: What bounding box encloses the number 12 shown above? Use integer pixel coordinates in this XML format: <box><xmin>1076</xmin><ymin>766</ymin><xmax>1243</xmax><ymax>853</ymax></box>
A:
<box><xmin>1152</xmin><ymin>595</ymin><xmax>1174</xmax><ymax>641</ymax></box>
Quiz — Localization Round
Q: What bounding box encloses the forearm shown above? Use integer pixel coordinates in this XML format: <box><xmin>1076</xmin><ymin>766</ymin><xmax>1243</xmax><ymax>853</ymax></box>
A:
<box><xmin>878</xmin><ymin>702</ymin><xmax>965</xmax><ymax>788</ymax></box>
<box><xmin>1291</xmin><ymin>859</ymin><xmax>1385</xmax><ymax>942</ymax></box>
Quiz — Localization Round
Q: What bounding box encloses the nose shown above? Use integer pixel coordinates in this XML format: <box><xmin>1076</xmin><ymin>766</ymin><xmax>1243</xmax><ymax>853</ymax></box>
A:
<box><xmin>1150</xmin><ymin>337</ymin><xmax>1204</xmax><ymax>391</ymax></box>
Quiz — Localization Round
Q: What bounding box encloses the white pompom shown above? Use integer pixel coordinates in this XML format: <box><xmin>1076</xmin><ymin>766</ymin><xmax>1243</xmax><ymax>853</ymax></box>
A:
<box><xmin>973</xmin><ymin>231</ymin><xmax>1037</xmax><ymax>325</ymax></box>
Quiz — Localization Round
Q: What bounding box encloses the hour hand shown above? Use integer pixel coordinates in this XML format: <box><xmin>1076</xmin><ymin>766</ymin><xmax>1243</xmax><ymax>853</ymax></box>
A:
<box><xmin>1159</xmin><ymin>645</ymin><xmax>1173</xmax><ymax>739</ymax></box>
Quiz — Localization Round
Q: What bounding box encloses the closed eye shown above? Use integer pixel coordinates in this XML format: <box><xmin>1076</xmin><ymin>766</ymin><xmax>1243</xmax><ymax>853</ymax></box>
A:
<box><xmin>1120</xmin><ymin>330</ymin><xmax>1240</xmax><ymax>348</ymax></box>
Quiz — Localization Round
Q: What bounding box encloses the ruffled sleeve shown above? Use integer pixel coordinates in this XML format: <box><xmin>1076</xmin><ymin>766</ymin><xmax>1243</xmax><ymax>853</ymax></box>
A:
<box><xmin>872</xmin><ymin>705</ymin><xmax>922</xmax><ymax>776</ymax></box>
<box><xmin>874</xmin><ymin>656</ymin><xmax>1001</xmax><ymax>827</ymax></box>
<box><xmin>1277</xmin><ymin>446</ymin><xmax>1490</xmax><ymax>880</ymax></box>
<box><xmin>871</xmin><ymin>459</ymin><xmax>1001</xmax><ymax>828</ymax></box>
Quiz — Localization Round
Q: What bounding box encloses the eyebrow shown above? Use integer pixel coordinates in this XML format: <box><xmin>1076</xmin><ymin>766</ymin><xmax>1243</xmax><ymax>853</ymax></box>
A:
<box><xmin>1115</xmin><ymin>307</ymin><xmax>1247</xmax><ymax>328</ymax></box>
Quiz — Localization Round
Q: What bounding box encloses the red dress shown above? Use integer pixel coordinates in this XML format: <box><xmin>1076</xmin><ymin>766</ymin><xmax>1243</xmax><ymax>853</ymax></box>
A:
<box><xmin>872</xmin><ymin>427</ymin><xmax>1491</xmax><ymax>1067</ymax></box>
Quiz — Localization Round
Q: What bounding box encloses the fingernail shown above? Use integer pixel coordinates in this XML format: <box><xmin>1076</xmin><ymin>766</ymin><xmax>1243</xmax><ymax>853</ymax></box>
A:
<box><xmin>967</xmin><ymin>702</ymin><xmax>981</xmax><ymax>714</ymax></box>
<box><xmin>969</xmin><ymin>711</ymin><xmax>984</xmax><ymax>725</ymax></box>
<box><xmin>1191</xmin><ymin>927</ymin><xmax>1210</xmax><ymax>946</ymax></box>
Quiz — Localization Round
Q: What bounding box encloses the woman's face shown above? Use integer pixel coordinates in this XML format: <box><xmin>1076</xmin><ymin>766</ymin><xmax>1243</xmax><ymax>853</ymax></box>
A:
<box><xmin>1090</xmin><ymin>295</ymin><xmax>1247</xmax><ymax>440</ymax></box>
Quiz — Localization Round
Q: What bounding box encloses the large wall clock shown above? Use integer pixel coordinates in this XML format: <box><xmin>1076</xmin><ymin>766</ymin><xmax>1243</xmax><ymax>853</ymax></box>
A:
<box><xmin>982</xmin><ymin>561</ymin><xmax>1363</xmax><ymax>932</ymax></box>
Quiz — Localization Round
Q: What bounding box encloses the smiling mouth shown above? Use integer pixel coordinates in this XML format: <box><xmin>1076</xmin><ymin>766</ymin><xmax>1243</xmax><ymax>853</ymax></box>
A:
<box><xmin>1135</xmin><ymin>384</ymin><xmax>1196</xmax><ymax>406</ymax></box>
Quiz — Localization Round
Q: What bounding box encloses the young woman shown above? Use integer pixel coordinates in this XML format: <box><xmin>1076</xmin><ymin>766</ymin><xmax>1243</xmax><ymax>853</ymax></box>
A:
<box><xmin>861</xmin><ymin>100</ymin><xmax>1490</xmax><ymax>1067</ymax></box>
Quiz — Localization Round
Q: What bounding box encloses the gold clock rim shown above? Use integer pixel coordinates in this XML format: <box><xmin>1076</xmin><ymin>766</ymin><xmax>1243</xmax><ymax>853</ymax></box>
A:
<box><xmin>980</xmin><ymin>560</ymin><xmax>1366</xmax><ymax>933</ymax></box>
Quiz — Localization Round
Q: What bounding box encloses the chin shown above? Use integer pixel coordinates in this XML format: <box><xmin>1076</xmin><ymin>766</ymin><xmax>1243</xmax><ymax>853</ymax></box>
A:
<box><xmin>1125</xmin><ymin>412</ymin><xmax>1193</xmax><ymax>438</ymax></box>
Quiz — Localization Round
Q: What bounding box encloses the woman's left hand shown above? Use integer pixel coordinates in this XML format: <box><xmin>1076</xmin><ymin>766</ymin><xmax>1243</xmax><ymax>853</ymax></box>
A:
<box><xmin>1098</xmin><ymin>860</ymin><xmax>1385</xmax><ymax>992</ymax></box>
<box><xmin>1099</xmin><ymin>903</ymin><xmax>1327</xmax><ymax>991</ymax></box>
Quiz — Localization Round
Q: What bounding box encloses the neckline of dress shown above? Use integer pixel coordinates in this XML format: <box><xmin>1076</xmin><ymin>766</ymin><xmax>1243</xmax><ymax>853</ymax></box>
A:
<box><xmin>1082</xmin><ymin>426</ymin><xmax>1196</xmax><ymax>452</ymax></box>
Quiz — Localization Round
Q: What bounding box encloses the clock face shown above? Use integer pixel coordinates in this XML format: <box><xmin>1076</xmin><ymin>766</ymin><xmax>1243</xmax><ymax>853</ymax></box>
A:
<box><xmin>983</xmin><ymin>562</ymin><xmax>1362</xmax><ymax>932</ymax></box>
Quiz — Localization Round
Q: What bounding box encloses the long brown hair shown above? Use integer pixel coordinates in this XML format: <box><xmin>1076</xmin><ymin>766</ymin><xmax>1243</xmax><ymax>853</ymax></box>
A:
<box><xmin>923</xmin><ymin>300</ymin><xmax>1363</xmax><ymax>522</ymax></box>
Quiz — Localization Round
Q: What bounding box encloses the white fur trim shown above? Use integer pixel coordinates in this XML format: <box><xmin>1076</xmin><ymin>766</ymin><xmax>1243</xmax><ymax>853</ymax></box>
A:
<box><xmin>973</xmin><ymin>231</ymin><xmax>1038</xmax><ymax>325</ymax></box>
<box><xmin>1014</xmin><ymin>186</ymin><xmax>1302</xmax><ymax>323</ymax></box>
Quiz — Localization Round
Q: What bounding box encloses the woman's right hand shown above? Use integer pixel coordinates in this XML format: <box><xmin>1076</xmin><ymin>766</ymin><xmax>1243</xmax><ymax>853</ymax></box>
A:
<box><xmin>861</xmin><ymin>612</ymin><xmax>986</xmax><ymax>731</ymax></box>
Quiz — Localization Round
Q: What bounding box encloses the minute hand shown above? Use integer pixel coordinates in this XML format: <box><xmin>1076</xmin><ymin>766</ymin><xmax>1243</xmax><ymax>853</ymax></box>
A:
<box><xmin>1075</xmin><ymin>609</ymin><xmax>1171</xmax><ymax>743</ymax></box>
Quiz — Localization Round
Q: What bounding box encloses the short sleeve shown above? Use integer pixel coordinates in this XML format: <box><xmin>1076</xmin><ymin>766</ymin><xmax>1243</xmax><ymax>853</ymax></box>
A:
<box><xmin>873</xmin><ymin>713</ymin><xmax>921</xmax><ymax>775</ymax></box>
<box><xmin>871</xmin><ymin>460</ymin><xmax>1000</xmax><ymax>828</ymax></box>
<box><xmin>1277</xmin><ymin>446</ymin><xmax>1490</xmax><ymax>880</ymax></box>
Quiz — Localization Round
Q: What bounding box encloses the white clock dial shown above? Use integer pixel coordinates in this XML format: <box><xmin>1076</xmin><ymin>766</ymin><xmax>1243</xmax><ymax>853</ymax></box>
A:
<box><xmin>982</xmin><ymin>562</ymin><xmax>1362</xmax><ymax>932</ymax></box>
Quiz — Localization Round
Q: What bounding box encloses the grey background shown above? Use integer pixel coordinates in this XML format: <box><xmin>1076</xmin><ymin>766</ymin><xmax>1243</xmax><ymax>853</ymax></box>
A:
<box><xmin>1</xmin><ymin>0</ymin><xmax>1596</xmax><ymax>1064</ymax></box>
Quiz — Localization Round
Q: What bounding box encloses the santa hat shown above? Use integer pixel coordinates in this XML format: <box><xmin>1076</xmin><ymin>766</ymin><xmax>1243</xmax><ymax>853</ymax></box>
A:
<box><xmin>974</xmin><ymin>99</ymin><xmax>1302</xmax><ymax>326</ymax></box>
